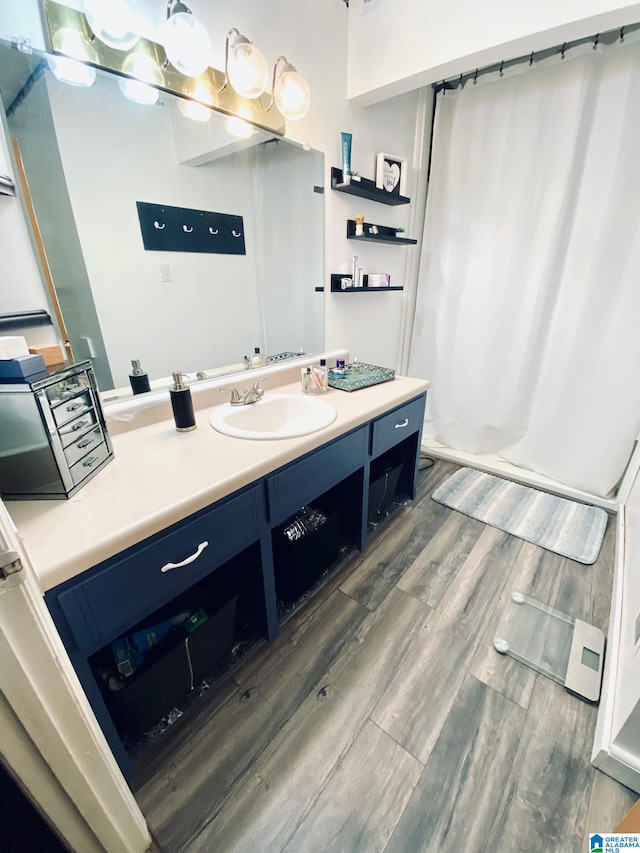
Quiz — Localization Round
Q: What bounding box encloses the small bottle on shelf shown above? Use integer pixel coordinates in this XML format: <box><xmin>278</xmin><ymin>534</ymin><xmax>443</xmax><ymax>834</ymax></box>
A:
<box><xmin>251</xmin><ymin>347</ymin><xmax>267</xmax><ymax>367</ymax></box>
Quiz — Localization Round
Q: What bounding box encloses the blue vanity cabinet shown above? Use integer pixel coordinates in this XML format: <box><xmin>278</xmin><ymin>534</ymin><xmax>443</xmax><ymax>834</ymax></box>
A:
<box><xmin>370</xmin><ymin>396</ymin><xmax>426</xmax><ymax>460</ymax></box>
<box><xmin>266</xmin><ymin>426</ymin><xmax>368</xmax><ymax>525</ymax></box>
<box><xmin>45</xmin><ymin>482</ymin><xmax>272</xmax><ymax>776</ymax></box>
<box><xmin>42</xmin><ymin>393</ymin><xmax>426</xmax><ymax>777</ymax></box>
<box><xmin>53</xmin><ymin>485</ymin><xmax>266</xmax><ymax>654</ymax></box>
<box><xmin>364</xmin><ymin>395</ymin><xmax>426</xmax><ymax>542</ymax></box>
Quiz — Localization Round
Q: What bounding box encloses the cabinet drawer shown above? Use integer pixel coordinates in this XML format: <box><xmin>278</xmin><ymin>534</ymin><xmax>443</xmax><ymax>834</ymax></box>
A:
<box><xmin>51</xmin><ymin>389</ymin><xmax>94</xmax><ymax>428</ymax></box>
<box><xmin>69</xmin><ymin>441</ymin><xmax>110</xmax><ymax>485</ymax></box>
<box><xmin>371</xmin><ymin>396</ymin><xmax>426</xmax><ymax>459</ymax></box>
<box><xmin>45</xmin><ymin>371</ymin><xmax>91</xmax><ymax>406</ymax></box>
<box><xmin>267</xmin><ymin>427</ymin><xmax>367</xmax><ymax>523</ymax></box>
<box><xmin>56</xmin><ymin>485</ymin><xmax>263</xmax><ymax>652</ymax></box>
<box><xmin>64</xmin><ymin>425</ymin><xmax>104</xmax><ymax>467</ymax></box>
<box><xmin>58</xmin><ymin>408</ymin><xmax>98</xmax><ymax>447</ymax></box>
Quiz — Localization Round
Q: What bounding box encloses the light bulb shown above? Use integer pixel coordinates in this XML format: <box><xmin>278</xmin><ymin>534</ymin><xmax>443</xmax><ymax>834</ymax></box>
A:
<box><xmin>178</xmin><ymin>81</ymin><xmax>216</xmax><ymax>121</ymax></box>
<box><xmin>162</xmin><ymin>10</ymin><xmax>212</xmax><ymax>77</ymax></box>
<box><xmin>50</xmin><ymin>28</ymin><xmax>98</xmax><ymax>87</ymax></box>
<box><xmin>118</xmin><ymin>53</ymin><xmax>164</xmax><ymax>105</ymax></box>
<box><xmin>83</xmin><ymin>0</ymin><xmax>140</xmax><ymax>51</ymax></box>
<box><xmin>223</xmin><ymin>111</ymin><xmax>255</xmax><ymax>139</ymax></box>
<box><xmin>274</xmin><ymin>66</ymin><xmax>310</xmax><ymax>120</ymax></box>
<box><xmin>227</xmin><ymin>38</ymin><xmax>269</xmax><ymax>99</ymax></box>
<box><xmin>49</xmin><ymin>55</ymin><xmax>97</xmax><ymax>87</ymax></box>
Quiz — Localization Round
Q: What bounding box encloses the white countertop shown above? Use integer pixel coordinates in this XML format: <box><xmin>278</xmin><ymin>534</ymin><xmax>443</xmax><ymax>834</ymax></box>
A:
<box><xmin>7</xmin><ymin>376</ymin><xmax>428</xmax><ymax>593</ymax></box>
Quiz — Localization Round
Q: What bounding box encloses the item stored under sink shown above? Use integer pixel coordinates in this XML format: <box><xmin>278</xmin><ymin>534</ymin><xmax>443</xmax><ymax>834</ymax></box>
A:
<box><xmin>273</xmin><ymin>505</ymin><xmax>340</xmax><ymax>602</ymax></box>
<box><xmin>328</xmin><ymin>362</ymin><xmax>395</xmax><ymax>392</ymax></box>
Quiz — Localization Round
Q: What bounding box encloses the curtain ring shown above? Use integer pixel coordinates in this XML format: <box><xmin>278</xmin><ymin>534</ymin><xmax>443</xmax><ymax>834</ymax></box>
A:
<box><xmin>473</xmin><ymin>68</ymin><xmax>478</xmax><ymax>84</ymax></box>
<box><xmin>441</xmin><ymin>79</ymin><xmax>446</xmax><ymax>95</ymax></box>
<box><xmin>593</xmin><ymin>32</ymin><xmax>599</xmax><ymax>50</ymax></box>
<box><xmin>529</xmin><ymin>51</ymin><xmax>534</xmax><ymax>66</ymax></box>
<box><xmin>499</xmin><ymin>60</ymin><xmax>504</xmax><ymax>77</ymax></box>
<box><xmin>561</xmin><ymin>42</ymin><xmax>566</xmax><ymax>59</ymax></box>
<box><xmin>458</xmin><ymin>73</ymin><xmax>463</xmax><ymax>89</ymax></box>
<box><xmin>620</xmin><ymin>26</ymin><xmax>625</xmax><ymax>42</ymax></box>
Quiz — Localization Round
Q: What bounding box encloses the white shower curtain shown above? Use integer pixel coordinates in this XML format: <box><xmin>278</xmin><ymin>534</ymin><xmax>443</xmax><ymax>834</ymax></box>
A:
<box><xmin>409</xmin><ymin>35</ymin><xmax>640</xmax><ymax>497</ymax></box>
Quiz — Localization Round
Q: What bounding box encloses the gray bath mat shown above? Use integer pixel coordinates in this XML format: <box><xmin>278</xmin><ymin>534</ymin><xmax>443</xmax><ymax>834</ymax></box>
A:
<box><xmin>431</xmin><ymin>468</ymin><xmax>608</xmax><ymax>564</ymax></box>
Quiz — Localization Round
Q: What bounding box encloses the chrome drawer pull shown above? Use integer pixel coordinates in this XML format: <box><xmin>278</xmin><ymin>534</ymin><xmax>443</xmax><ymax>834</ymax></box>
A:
<box><xmin>77</xmin><ymin>438</ymin><xmax>93</xmax><ymax>449</ymax></box>
<box><xmin>161</xmin><ymin>541</ymin><xmax>209</xmax><ymax>573</ymax></box>
<box><xmin>82</xmin><ymin>455</ymin><xmax>99</xmax><ymax>467</ymax></box>
<box><xmin>71</xmin><ymin>419</ymin><xmax>90</xmax><ymax>432</ymax></box>
<box><xmin>394</xmin><ymin>418</ymin><xmax>409</xmax><ymax>429</ymax></box>
<box><xmin>66</xmin><ymin>402</ymin><xmax>82</xmax><ymax>412</ymax></box>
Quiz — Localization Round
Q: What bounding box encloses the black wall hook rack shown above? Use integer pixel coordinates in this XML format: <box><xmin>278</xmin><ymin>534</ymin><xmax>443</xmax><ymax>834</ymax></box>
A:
<box><xmin>137</xmin><ymin>201</ymin><xmax>246</xmax><ymax>255</ymax></box>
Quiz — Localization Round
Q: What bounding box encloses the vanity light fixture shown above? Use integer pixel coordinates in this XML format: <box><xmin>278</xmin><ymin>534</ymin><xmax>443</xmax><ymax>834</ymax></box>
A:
<box><xmin>83</xmin><ymin>0</ymin><xmax>140</xmax><ymax>51</ymax></box>
<box><xmin>49</xmin><ymin>28</ymin><xmax>98</xmax><ymax>87</ymax></box>
<box><xmin>267</xmin><ymin>56</ymin><xmax>311</xmax><ymax>120</ymax></box>
<box><xmin>162</xmin><ymin>0</ymin><xmax>212</xmax><ymax>78</ymax></box>
<box><xmin>177</xmin><ymin>79</ymin><xmax>218</xmax><ymax>121</ymax></box>
<box><xmin>223</xmin><ymin>109</ymin><xmax>255</xmax><ymax>139</ymax></box>
<box><xmin>118</xmin><ymin>52</ymin><xmax>164</xmax><ymax>105</ymax></box>
<box><xmin>223</xmin><ymin>28</ymin><xmax>269</xmax><ymax>99</ymax></box>
<box><xmin>44</xmin><ymin>0</ymin><xmax>291</xmax><ymax>134</ymax></box>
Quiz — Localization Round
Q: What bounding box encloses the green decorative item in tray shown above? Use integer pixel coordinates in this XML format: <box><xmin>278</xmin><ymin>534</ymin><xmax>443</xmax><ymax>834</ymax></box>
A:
<box><xmin>327</xmin><ymin>362</ymin><xmax>395</xmax><ymax>392</ymax></box>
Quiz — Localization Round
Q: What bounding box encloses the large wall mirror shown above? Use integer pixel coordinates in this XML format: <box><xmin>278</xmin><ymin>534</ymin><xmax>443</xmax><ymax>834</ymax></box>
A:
<box><xmin>0</xmin><ymin>38</ymin><xmax>324</xmax><ymax>396</ymax></box>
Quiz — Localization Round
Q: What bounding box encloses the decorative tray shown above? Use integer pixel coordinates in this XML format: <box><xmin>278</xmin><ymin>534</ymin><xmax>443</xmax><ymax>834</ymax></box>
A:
<box><xmin>327</xmin><ymin>362</ymin><xmax>395</xmax><ymax>392</ymax></box>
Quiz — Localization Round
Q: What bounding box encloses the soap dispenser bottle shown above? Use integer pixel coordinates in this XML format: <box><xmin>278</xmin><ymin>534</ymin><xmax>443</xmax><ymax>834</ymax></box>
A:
<box><xmin>169</xmin><ymin>372</ymin><xmax>196</xmax><ymax>432</ymax></box>
<box><xmin>129</xmin><ymin>359</ymin><xmax>151</xmax><ymax>395</ymax></box>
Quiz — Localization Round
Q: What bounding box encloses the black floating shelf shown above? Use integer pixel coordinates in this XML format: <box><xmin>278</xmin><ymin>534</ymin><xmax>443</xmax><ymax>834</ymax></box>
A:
<box><xmin>346</xmin><ymin>220</ymin><xmax>417</xmax><ymax>245</ymax></box>
<box><xmin>330</xmin><ymin>274</ymin><xmax>403</xmax><ymax>293</ymax></box>
<box><xmin>330</xmin><ymin>167</ymin><xmax>410</xmax><ymax>206</ymax></box>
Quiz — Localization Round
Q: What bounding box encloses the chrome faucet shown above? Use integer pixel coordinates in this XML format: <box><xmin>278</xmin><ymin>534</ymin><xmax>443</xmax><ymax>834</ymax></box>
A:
<box><xmin>220</xmin><ymin>380</ymin><xmax>264</xmax><ymax>406</ymax></box>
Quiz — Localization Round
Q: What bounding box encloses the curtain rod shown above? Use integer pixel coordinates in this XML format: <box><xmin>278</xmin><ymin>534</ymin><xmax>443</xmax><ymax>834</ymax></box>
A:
<box><xmin>433</xmin><ymin>21</ymin><xmax>640</xmax><ymax>94</ymax></box>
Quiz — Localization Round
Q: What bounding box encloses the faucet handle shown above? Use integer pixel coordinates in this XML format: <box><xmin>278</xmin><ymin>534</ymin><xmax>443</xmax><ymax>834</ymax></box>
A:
<box><xmin>220</xmin><ymin>387</ymin><xmax>242</xmax><ymax>403</ymax></box>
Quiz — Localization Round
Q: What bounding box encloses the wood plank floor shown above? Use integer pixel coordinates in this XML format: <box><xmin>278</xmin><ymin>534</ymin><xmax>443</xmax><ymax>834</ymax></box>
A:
<box><xmin>134</xmin><ymin>460</ymin><xmax>637</xmax><ymax>853</ymax></box>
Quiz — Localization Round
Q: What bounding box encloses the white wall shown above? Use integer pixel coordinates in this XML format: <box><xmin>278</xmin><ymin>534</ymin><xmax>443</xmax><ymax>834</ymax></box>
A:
<box><xmin>348</xmin><ymin>0</ymin><xmax>640</xmax><ymax>105</ymax></box>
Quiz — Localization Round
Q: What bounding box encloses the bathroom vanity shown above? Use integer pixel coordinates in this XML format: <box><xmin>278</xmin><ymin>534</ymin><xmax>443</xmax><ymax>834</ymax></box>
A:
<box><xmin>7</xmin><ymin>375</ymin><xmax>428</xmax><ymax>776</ymax></box>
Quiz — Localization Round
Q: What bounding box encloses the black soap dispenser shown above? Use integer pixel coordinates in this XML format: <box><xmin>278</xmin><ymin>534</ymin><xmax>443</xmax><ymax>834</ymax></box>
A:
<box><xmin>170</xmin><ymin>372</ymin><xmax>196</xmax><ymax>432</ymax></box>
<box><xmin>129</xmin><ymin>359</ymin><xmax>151</xmax><ymax>395</ymax></box>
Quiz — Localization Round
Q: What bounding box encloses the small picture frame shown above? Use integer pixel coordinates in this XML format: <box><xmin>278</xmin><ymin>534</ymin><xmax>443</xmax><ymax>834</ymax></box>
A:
<box><xmin>375</xmin><ymin>153</ymin><xmax>407</xmax><ymax>197</ymax></box>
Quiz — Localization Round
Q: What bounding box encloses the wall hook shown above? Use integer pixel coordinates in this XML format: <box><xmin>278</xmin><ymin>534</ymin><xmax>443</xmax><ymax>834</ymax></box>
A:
<box><xmin>182</xmin><ymin>225</ymin><xmax>194</xmax><ymax>233</ymax></box>
<box><xmin>153</xmin><ymin>220</ymin><xmax>165</xmax><ymax>230</ymax></box>
<box><xmin>209</xmin><ymin>227</ymin><xmax>219</xmax><ymax>235</ymax></box>
<box><xmin>231</xmin><ymin>230</ymin><xmax>242</xmax><ymax>238</ymax></box>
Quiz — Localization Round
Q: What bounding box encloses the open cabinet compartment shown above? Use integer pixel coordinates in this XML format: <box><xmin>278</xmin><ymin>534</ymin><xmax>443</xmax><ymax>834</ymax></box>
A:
<box><xmin>367</xmin><ymin>432</ymin><xmax>419</xmax><ymax>531</ymax></box>
<box><xmin>272</xmin><ymin>472</ymin><xmax>362</xmax><ymax>609</ymax></box>
<box><xmin>89</xmin><ymin>544</ymin><xmax>263</xmax><ymax>748</ymax></box>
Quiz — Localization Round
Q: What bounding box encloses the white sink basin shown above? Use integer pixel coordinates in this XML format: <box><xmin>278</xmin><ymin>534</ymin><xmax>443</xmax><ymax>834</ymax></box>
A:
<box><xmin>209</xmin><ymin>393</ymin><xmax>337</xmax><ymax>440</ymax></box>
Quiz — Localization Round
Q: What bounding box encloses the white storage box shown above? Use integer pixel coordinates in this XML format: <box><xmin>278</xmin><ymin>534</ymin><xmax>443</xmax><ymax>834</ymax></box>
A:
<box><xmin>0</xmin><ymin>336</ymin><xmax>29</xmax><ymax>360</ymax></box>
